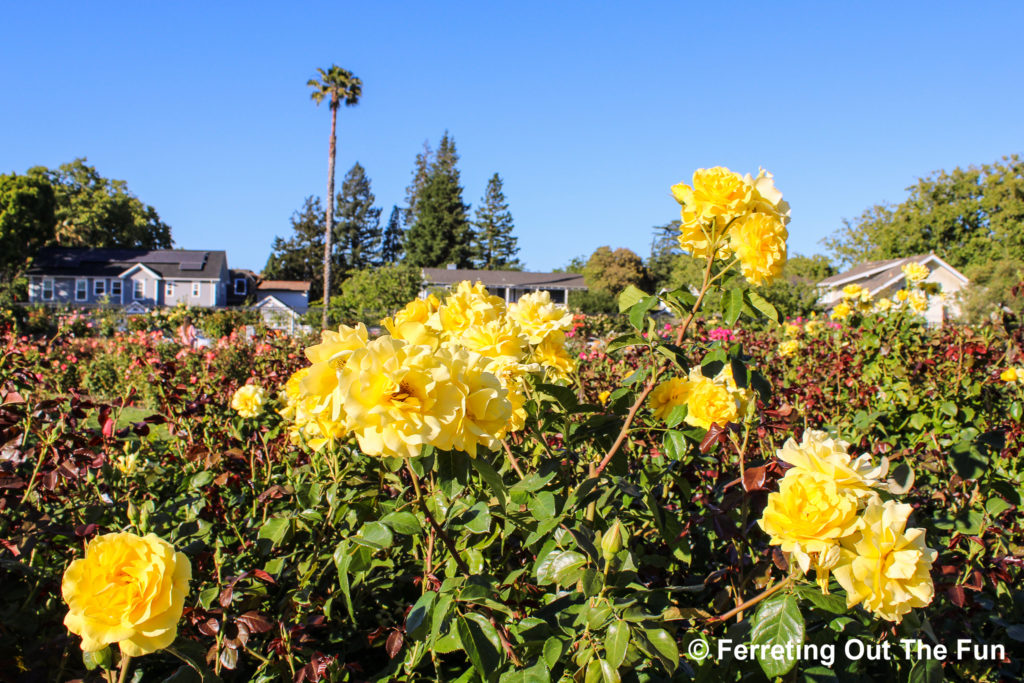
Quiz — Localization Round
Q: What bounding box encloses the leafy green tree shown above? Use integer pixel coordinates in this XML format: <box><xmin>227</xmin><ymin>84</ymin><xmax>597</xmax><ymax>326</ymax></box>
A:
<box><xmin>568</xmin><ymin>289</ymin><xmax>619</xmax><ymax>315</ymax></box>
<box><xmin>0</xmin><ymin>173</ymin><xmax>56</xmax><ymax>300</ymax></box>
<box><xmin>753</xmin><ymin>254</ymin><xmax>835</xmax><ymax>319</ymax></box>
<box><xmin>263</xmin><ymin>196</ymin><xmax>327</xmax><ymax>300</ymax></box>
<box><xmin>824</xmin><ymin>154</ymin><xmax>1024</xmax><ymax>270</ymax></box>
<box><xmin>381</xmin><ymin>206</ymin><xmax>404</xmax><ymax>264</ymax></box>
<box><xmin>584</xmin><ymin>246</ymin><xmax>647</xmax><ymax>295</ymax></box>
<box><xmin>334</xmin><ymin>163</ymin><xmax>382</xmax><ymax>273</ymax></box>
<box><xmin>330</xmin><ymin>264</ymin><xmax>423</xmax><ymax>324</ymax></box>
<box><xmin>26</xmin><ymin>159</ymin><xmax>171</xmax><ymax>249</ymax></box>
<box><xmin>471</xmin><ymin>173</ymin><xmax>521</xmax><ymax>270</ymax></box>
<box><xmin>961</xmin><ymin>258</ymin><xmax>1024</xmax><ymax>322</ymax></box>
<box><xmin>404</xmin><ymin>134</ymin><xmax>473</xmax><ymax>268</ymax></box>
<box><xmin>308</xmin><ymin>64</ymin><xmax>362</xmax><ymax>328</ymax></box>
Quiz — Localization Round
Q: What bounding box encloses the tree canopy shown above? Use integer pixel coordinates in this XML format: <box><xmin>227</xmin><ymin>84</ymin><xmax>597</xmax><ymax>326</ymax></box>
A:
<box><xmin>334</xmin><ymin>162</ymin><xmax>382</xmax><ymax>274</ymax></box>
<box><xmin>0</xmin><ymin>173</ymin><xmax>56</xmax><ymax>290</ymax></box>
<box><xmin>403</xmin><ymin>133</ymin><xmax>473</xmax><ymax>268</ymax></box>
<box><xmin>263</xmin><ymin>197</ymin><xmax>327</xmax><ymax>299</ymax></box>
<box><xmin>471</xmin><ymin>173</ymin><xmax>521</xmax><ymax>270</ymax></box>
<box><xmin>584</xmin><ymin>246</ymin><xmax>647</xmax><ymax>295</ymax></box>
<box><xmin>824</xmin><ymin>155</ymin><xmax>1024</xmax><ymax>271</ymax></box>
<box><xmin>26</xmin><ymin>158</ymin><xmax>172</xmax><ymax>249</ymax></box>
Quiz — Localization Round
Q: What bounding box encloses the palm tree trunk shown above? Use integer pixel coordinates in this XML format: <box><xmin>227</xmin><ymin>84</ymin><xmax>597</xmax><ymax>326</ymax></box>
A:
<box><xmin>322</xmin><ymin>102</ymin><xmax>338</xmax><ymax>329</ymax></box>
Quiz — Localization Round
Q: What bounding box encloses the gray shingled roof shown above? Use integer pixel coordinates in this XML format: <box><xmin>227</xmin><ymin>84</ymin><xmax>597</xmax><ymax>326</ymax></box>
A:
<box><xmin>817</xmin><ymin>254</ymin><xmax>931</xmax><ymax>287</ymax></box>
<box><xmin>421</xmin><ymin>268</ymin><xmax>587</xmax><ymax>289</ymax></box>
<box><xmin>27</xmin><ymin>248</ymin><xmax>226</xmax><ymax>279</ymax></box>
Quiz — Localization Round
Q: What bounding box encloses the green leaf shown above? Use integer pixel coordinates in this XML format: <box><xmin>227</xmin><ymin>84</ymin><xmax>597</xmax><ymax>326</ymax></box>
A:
<box><xmin>257</xmin><ymin>517</ymin><xmax>290</xmax><ymax>546</ymax></box>
<box><xmin>798</xmin><ymin>586</ymin><xmax>848</xmax><ymax>614</ymax></box>
<box><xmin>499</xmin><ymin>661</ymin><xmax>551</xmax><ymax>683</ymax></box>
<box><xmin>722</xmin><ymin>288</ymin><xmax>744</xmax><ymax>326</ymax></box>
<box><xmin>750</xmin><ymin>592</ymin><xmax>805</xmax><ymax>678</ymax></box>
<box><xmin>458</xmin><ymin>613</ymin><xmax>503</xmax><ymax>676</ymax></box>
<box><xmin>406</xmin><ymin>592</ymin><xmax>436</xmax><ymax>640</ymax></box>
<box><xmin>618</xmin><ymin>284</ymin><xmax>648</xmax><ymax>312</ymax></box>
<box><xmin>908</xmin><ymin>657</ymin><xmax>944</xmax><ymax>683</ymax></box>
<box><xmin>543</xmin><ymin>637</ymin><xmax>564</xmax><ymax>670</ymax></box>
<box><xmin>598</xmin><ymin>658</ymin><xmax>620</xmax><ymax>683</ymax></box>
<box><xmin>605</xmin><ymin>621</ymin><xmax>629</xmax><ymax>669</ymax></box>
<box><xmin>537</xmin><ymin>550</ymin><xmax>587</xmax><ymax>586</ymax></box>
<box><xmin>462</xmin><ymin>501</ymin><xmax>492</xmax><ymax>534</ymax></box>
<box><xmin>352</xmin><ymin>521</ymin><xmax>393</xmax><ymax>550</ymax></box>
<box><xmin>606</xmin><ymin>334</ymin><xmax>645</xmax><ymax>354</ymax></box>
<box><xmin>664</xmin><ymin>403</ymin><xmax>688</xmax><ymax>429</ymax></box>
<box><xmin>381</xmin><ymin>511</ymin><xmax>422</xmax><ymax>535</ymax></box>
<box><xmin>746</xmin><ymin>290</ymin><xmax>781</xmax><ymax>323</ymax></box>
<box><xmin>83</xmin><ymin>646</ymin><xmax>112</xmax><ymax>671</ymax></box>
<box><xmin>528</xmin><ymin>491</ymin><xmax>557</xmax><ymax>520</ymax></box>
<box><xmin>640</xmin><ymin>628</ymin><xmax>678</xmax><ymax>673</ymax></box>
<box><xmin>986</xmin><ymin>497</ymin><xmax>1013</xmax><ymax>519</ymax></box>
<box><xmin>940</xmin><ymin>401</ymin><xmax>958</xmax><ymax>418</ymax></box>
<box><xmin>471</xmin><ymin>455</ymin><xmax>508</xmax><ymax>509</ymax></box>
<box><xmin>629</xmin><ymin>295</ymin><xmax>659</xmax><ymax>330</ymax></box>
<box><xmin>580</xmin><ymin>567</ymin><xmax>604</xmax><ymax>597</ymax></box>
<box><xmin>662</xmin><ymin>430</ymin><xmax>688</xmax><ymax>461</ymax></box>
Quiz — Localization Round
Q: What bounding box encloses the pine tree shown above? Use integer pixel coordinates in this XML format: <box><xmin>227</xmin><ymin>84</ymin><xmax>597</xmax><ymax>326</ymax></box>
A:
<box><xmin>334</xmin><ymin>162</ymin><xmax>382</xmax><ymax>273</ymax></box>
<box><xmin>471</xmin><ymin>173</ymin><xmax>521</xmax><ymax>270</ymax></box>
<box><xmin>381</xmin><ymin>205</ymin><xmax>405</xmax><ymax>264</ymax></box>
<box><xmin>263</xmin><ymin>196</ymin><xmax>328</xmax><ymax>299</ymax></box>
<box><xmin>403</xmin><ymin>132</ymin><xmax>473</xmax><ymax>267</ymax></box>
<box><xmin>403</xmin><ymin>141</ymin><xmax>432</xmax><ymax>227</ymax></box>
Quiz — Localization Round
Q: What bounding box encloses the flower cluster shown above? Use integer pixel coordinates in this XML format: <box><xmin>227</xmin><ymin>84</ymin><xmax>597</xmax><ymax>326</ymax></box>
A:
<box><xmin>671</xmin><ymin>167</ymin><xmax>790</xmax><ymax>285</ymax></box>
<box><xmin>758</xmin><ymin>431</ymin><xmax>936</xmax><ymax>622</ymax></box>
<box><xmin>62</xmin><ymin>532</ymin><xmax>191</xmax><ymax>656</ymax></box>
<box><xmin>280</xmin><ymin>283</ymin><xmax>576</xmax><ymax>458</ymax></box>
<box><xmin>230</xmin><ymin>384</ymin><xmax>265</xmax><ymax>418</ymax></box>
<box><xmin>649</xmin><ymin>366</ymin><xmax>752</xmax><ymax>430</ymax></box>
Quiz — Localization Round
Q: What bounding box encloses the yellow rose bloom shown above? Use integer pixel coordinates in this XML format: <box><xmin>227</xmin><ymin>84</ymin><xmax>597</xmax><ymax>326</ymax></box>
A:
<box><xmin>531</xmin><ymin>331</ymin><xmax>576</xmax><ymax>382</ymax></box>
<box><xmin>648</xmin><ymin>377</ymin><xmax>691</xmax><ymax>421</ymax></box>
<box><xmin>231</xmin><ymin>384</ymin><xmax>265</xmax><ymax>418</ymax></box>
<box><xmin>873</xmin><ymin>297</ymin><xmax>893</xmax><ymax>313</ymax></box>
<box><xmin>833</xmin><ymin>500</ymin><xmax>937</xmax><ymax>623</ymax></box>
<box><xmin>744</xmin><ymin>168</ymin><xmax>792</xmax><ymax>222</ymax></box>
<box><xmin>778</xmin><ymin>339</ymin><xmax>800</xmax><ymax>358</ymax></box>
<box><xmin>682</xmin><ymin>367</ymin><xmax>739</xmax><ymax>430</ymax></box>
<box><xmin>301</xmin><ymin>324</ymin><xmax>369</xmax><ymax>416</ymax></box>
<box><xmin>804</xmin><ymin>319</ymin><xmax>824</xmax><ymax>335</ymax></box>
<box><xmin>758</xmin><ymin>470</ymin><xmax>861</xmax><ymax>590</ymax></box>
<box><xmin>437</xmin><ymin>281</ymin><xmax>506</xmax><ymax>337</ymax></box>
<box><xmin>62</xmin><ymin>532</ymin><xmax>191</xmax><ymax>656</ymax></box>
<box><xmin>382</xmin><ymin>295</ymin><xmax>441</xmax><ymax>348</ymax></box>
<box><xmin>507</xmin><ymin>291</ymin><xmax>573</xmax><ymax>345</ymax></box>
<box><xmin>449</xmin><ymin>317</ymin><xmax>528</xmax><ymax>362</ymax></box>
<box><xmin>597</xmin><ymin>390</ymin><xmax>611</xmax><ymax>405</ymax></box>
<box><xmin>776</xmin><ymin>430</ymin><xmax>887</xmax><ymax>501</ymax></box>
<box><xmin>895</xmin><ymin>289</ymin><xmax>910</xmax><ymax>303</ymax></box>
<box><xmin>727</xmin><ymin>212</ymin><xmax>788</xmax><ymax>286</ymax></box>
<box><xmin>830</xmin><ymin>302</ymin><xmax>852</xmax><ymax>320</ymax></box>
<box><xmin>901</xmin><ymin>262</ymin><xmax>929</xmax><ymax>285</ymax></box>
<box><xmin>672</xmin><ymin>166</ymin><xmax>751</xmax><ymax>259</ymax></box>
<box><xmin>908</xmin><ymin>291</ymin><xmax>929</xmax><ymax>313</ymax></box>
<box><xmin>339</xmin><ymin>337</ymin><xmax>462</xmax><ymax>458</ymax></box>
<box><xmin>841</xmin><ymin>284</ymin><xmax>864</xmax><ymax>299</ymax></box>
<box><xmin>1000</xmin><ymin>367</ymin><xmax>1019</xmax><ymax>383</ymax></box>
<box><xmin>783</xmin><ymin>322</ymin><xmax>802</xmax><ymax>337</ymax></box>
<box><xmin>441</xmin><ymin>348</ymin><xmax>513</xmax><ymax>457</ymax></box>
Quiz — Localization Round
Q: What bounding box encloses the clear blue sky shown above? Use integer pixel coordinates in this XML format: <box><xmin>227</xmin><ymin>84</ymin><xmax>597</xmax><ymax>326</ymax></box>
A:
<box><xmin>3</xmin><ymin>2</ymin><xmax>1023</xmax><ymax>273</ymax></box>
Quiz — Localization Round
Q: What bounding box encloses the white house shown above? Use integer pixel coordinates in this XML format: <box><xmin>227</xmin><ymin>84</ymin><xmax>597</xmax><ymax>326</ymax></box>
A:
<box><xmin>817</xmin><ymin>253</ymin><xmax>970</xmax><ymax>325</ymax></box>
<box><xmin>254</xmin><ymin>280</ymin><xmax>310</xmax><ymax>334</ymax></box>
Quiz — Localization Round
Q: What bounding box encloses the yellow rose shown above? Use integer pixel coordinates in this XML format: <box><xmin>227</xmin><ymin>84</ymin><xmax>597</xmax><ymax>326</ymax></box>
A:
<box><xmin>908</xmin><ymin>291</ymin><xmax>929</xmax><ymax>313</ymax></box>
<box><xmin>804</xmin><ymin>319</ymin><xmax>824</xmax><ymax>335</ymax></box>
<box><xmin>783</xmin><ymin>322</ymin><xmax>802</xmax><ymax>337</ymax></box>
<box><xmin>301</xmin><ymin>324</ymin><xmax>369</xmax><ymax>414</ymax></box>
<box><xmin>597</xmin><ymin>390</ymin><xmax>611</xmax><ymax>405</ymax></box>
<box><xmin>873</xmin><ymin>297</ymin><xmax>893</xmax><ymax>313</ymax></box>
<box><xmin>682</xmin><ymin>367</ymin><xmax>739</xmax><ymax>430</ymax></box>
<box><xmin>382</xmin><ymin>295</ymin><xmax>441</xmax><ymax>348</ymax></box>
<box><xmin>758</xmin><ymin>470</ymin><xmax>861</xmax><ymax>590</ymax></box>
<box><xmin>727</xmin><ymin>212</ymin><xmax>788</xmax><ymax>286</ymax></box>
<box><xmin>901</xmin><ymin>262</ymin><xmax>929</xmax><ymax>285</ymax></box>
<box><xmin>507</xmin><ymin>291</ymin><xmax>573</xmax><ymax>345</ymax></box>
<box><xmin>830</xmin><ymin>302</ymin><xmax>852</xmax><ymax>320</ymax></box>
<box><xmin>841</xmin><ymin>284</ymin><xmax>863</xmax><ymax>300</ymax></box>
<box><xmin>437</xmin><ymin>281</ymin><xmax>506</xmax><ymax>337</ymax></box>
<box><xmin>895</xmin><ymin>289</ymin><xmax>910</xmax><ymax>303</ymax></box>
<box><xmin>62</xmin><ymin>532</ymin><xmax>191</xmax><ymax>656</ymax></box>
<box><xmin>648</xmin><ymin>377</ymin><xmax>691</xmax><ymax>421</ymax></box>
<box><xmin>531</xmin><ymin>331</ymin><xmax>576</xmax><ymax>382</ymax></box>
<box><xmin>1000</xmin><ymin>367</ymin><xmax>1019</xmax><ymax>383</ymax></box>
<box><xmin>440</xmin><ymin>348</ymin><xmax>513</xmax><ymax>457</ymax></box>
<box><xmin>672</xmin><ymin>167</ymin><xmax>751</xmax><ymax>259</ymax></box>
<box><xmin>776</xmin><ymin>430</ymin><xmax>887</xmax><ymax>501</ymax></box>
<box><xmin>778</xmin><ymin>339</ymin><xmax>799</xmax><ymax>358</ymax></box>
<box><xmin>230</xmin><ymin>384</ymin><xmax>265</xmax><ymax>418</ymax></box>
<box><xmin>449</xmin><ymin>317</ymin><xmax>527</xmax><ymax>362</ymax></box>
<box><xmin>833</xmin><ymin>500</ymin><xmax>937</xmax><ymax>622</ymax></box>
<box><xmin>744</xmin><ymin>168</ymin><xmax>791</xmax><ymax>222</ymax></box>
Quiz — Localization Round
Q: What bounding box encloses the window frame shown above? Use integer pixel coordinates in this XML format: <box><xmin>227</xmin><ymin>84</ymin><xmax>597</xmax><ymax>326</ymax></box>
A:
<box><xmin>234</xmin><ymin>278</ymin><xmax>247</xmax><ymax>295</ymax></box>
<box><xmin>166</xmin><ymin>281</ymin><xmax>175</xmax><ymax>297</ymax></box>
<box><xmin>41</xmin><ymin>278</ymin><xmax>54</xmax><ymax>301</ymax></box>
<box><xmin>75</xmin><ymin>278</ymin><xmax>89</xmax><ymax>302</ymax></box>
<box><xmin>134</xmin><ymin>279</ymin><xmax>145</xmax><ymax>300</ymax></box>
<box><xmin>110</xmin><ymin>280</ymin><xmax>122</xmax><ymax>299</ymax></box>
<box><xmin>94</xmin><ymin>279</ymin><xmax>106</xmax><ymax>296</ymax></box>
<box><xmin>192</xmin><ymin>282</ymin><xmax>201</xmax><ymax>298</ymax></box>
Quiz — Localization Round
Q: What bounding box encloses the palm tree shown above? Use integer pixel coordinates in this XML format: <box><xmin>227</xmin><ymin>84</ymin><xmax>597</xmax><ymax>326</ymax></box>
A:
<box><xmin>308</xmin><ymin>65</ymin><xmax>362</xmax><ymax>328</ymax></box>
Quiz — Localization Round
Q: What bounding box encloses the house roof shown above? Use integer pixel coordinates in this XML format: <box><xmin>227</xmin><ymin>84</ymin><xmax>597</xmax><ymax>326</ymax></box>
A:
<box><xmin>422</xmin><ymin>268</ymin><xmax>587</xmax><ymax>290</ymax></box>
<box><xmin>817</xmin><ymin>253</ymin><xmax>969</xmax><ymax>295</ymax></box>
<box><xmin>27</xmin><ymin>248</ymin><xmax>227</xmax><ymax>280</ymax></box>
<box><xmin>258</xmin><ymin>280</ymin><xmax>310</xmax><ymax>292</ymax></box>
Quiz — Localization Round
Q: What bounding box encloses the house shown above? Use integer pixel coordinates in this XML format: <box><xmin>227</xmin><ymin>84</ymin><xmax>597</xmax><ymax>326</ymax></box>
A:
<box><xmin>26</xmin><ymin>248</ymin><xmax>230</xmax><ymax>309</ymax></box>
<box><xmin>226</xmin><ymin>269</ymin><xmax>259</xmax><ymax>306</ymax></box>
<box><xmin>816</xmin><ymin>253</ymin><xmax>970</xmax><ymax>324</ymax></box>
<box><xmin>420</xmin><ymin>267</ymin><xmax>587</xmax><ymax>304</ymax></box>
<box><xmin>254</xmin><ymin>280</ymin><xmax>310</xmax><ymax>334</ymax></box>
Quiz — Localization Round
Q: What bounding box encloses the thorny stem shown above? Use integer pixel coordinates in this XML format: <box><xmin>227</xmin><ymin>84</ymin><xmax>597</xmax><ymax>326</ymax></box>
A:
<box><xmin>501</xmin><ymin>439</ymin><xmax>526</xmax><ymax>480</ymax></box>
<box><xmin>707</xmin><ymin>576</ymin><xmax>794</xmax><ymax>624</ymax></box>
<box><xmin>116</xmin><ymin>655</ymin><xmax>132</xmax><ymax>683</ymax></box>
<box><xmin>406</xmin><ymin>462</ymin><xmax>470</xmax><ymax>574</ymax></box>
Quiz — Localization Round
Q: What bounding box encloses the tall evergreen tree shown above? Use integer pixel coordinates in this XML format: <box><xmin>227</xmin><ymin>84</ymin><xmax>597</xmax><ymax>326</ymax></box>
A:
<box><xmin>381</xmin><ymin>205</ymin><xmax>405</xmax><ymax>264</ymax></box>
<box><xmin>403</xmin><ymin>141</ymin><xmax>432</xmax><ymax>227</ymax></box>
<box><xmin>403</xmin><ymin>132</ymin><xmax>473</xmax><ymax>267</ymax></box>
<box><xmin>263</xmin><ymin>196</ymin><xmax>327</xmax><ymax>299</ymax></box>
<box><xmin>334</xmin><ymin>162</ymin><xmax>382</xmax><ymax>273</ymax></box>
<box><xmin>471</xmin><ymin>173</ymin><xmax>521</xmax><ymax>270</ymax></box>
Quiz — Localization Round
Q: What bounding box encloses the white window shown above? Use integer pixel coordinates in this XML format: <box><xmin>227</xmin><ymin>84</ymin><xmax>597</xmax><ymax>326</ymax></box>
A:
<box><xmin>166</xmin><ymin>281</ymin><xmax>175</xmax><ymax>297</ymax></box>
<box><xmin>234</xmin><ymin>278</ymin><xmax>247</xmax><ymax>295</ymax></box>
<box><xmin>192</xmin><ymin>282</ymin><xmax>201</xmax><ymax>297</ymax></box>
<box><xmin>94</xmin><ymin>279</ymin><xmax>106</xmax><ymax>296</ymax></box>
<box><xmin>75</xmin><ymin>279</ymin><xmax>88</xmax><ymax>302</ymax></box>
<box><xmin>42</xmin><ymin>278</ymin><xmax>54</xmax><ymax>301</ymax></box>
<box><xmin>110</xmin><ymin>280</ymin><xmax>122</xmax><ymax>299</ymax></box>
<box><xmin>134</xmin><ymin>279</ymin><xmax>145</xmax><ymax>300</ymax></box>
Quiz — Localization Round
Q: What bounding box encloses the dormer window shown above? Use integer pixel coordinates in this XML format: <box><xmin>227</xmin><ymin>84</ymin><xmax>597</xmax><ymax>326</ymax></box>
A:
<box><xmin>234</xmin><ymin>278</ymin><xmax>247</xmax><ymax>295</ymax></box>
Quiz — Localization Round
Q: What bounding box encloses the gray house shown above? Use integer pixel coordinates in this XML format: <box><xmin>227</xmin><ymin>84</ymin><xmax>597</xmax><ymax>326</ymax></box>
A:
<box><xmin>420</xmin><ymin>267</ymin><xmax>587</xmax><ymax>304</ymax></box>
<box><xmin>26</xmin><ymin>248</ymin><xmax>230</xmax><ymax>309</ymax></box>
